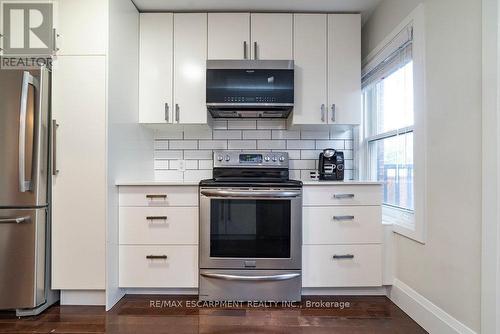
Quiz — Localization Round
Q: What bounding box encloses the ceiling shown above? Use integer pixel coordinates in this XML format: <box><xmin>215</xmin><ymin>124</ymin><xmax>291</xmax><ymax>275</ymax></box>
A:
<box><xmin>131</xmin><ymin>0</ymin><xmax>383</xmax><ymax>24</ymax></box>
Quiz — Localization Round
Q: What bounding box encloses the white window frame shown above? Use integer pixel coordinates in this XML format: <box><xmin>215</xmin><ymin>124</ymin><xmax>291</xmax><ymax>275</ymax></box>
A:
<box><xmin>361</xmin><ymin>4</ymin><xmax>427</xmax><ymax>243</ymax></box>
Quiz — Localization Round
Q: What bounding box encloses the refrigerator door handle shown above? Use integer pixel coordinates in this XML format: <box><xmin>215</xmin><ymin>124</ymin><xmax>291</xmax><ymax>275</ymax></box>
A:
<box><xmin>0</xmin><ymin>216</ymin><xmax>31</xmax><ymax>224</ymax></box>
<box><xmin>18</xmin><ymin>71</ymin><xmax>39</xmax><ymax>192</ymax></box>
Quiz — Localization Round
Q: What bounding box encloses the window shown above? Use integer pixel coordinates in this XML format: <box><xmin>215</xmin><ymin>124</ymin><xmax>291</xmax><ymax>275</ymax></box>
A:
<box><xmin>362</xmin><ymin>8</ymin><xmax>426</xmax><ymax>242</ymax></box>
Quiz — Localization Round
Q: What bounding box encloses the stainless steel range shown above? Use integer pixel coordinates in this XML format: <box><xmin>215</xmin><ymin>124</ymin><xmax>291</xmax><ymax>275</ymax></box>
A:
<box><xmin>199</xmin><ymin>151</ymin><xmax>302</xmax><ymax>301</ymax></box>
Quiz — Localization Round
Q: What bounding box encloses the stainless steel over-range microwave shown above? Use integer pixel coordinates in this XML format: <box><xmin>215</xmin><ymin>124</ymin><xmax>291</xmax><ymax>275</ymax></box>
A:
<box><xmin>206</xmin><ymin>60</ymin><xmax>294</xmax><ymax>118</ymax></box>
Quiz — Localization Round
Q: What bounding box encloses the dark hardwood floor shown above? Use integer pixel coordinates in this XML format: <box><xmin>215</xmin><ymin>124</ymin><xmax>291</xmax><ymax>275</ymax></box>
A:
<box><xmin>0</xmin><ymin>295</ymin><xmax>427</xmax><ymax>333</ymax></box>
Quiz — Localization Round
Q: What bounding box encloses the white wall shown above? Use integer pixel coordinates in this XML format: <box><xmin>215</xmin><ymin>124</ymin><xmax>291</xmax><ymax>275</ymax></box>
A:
<box><xmin>106</xmin><ymin>0</ymin><xmax>154</xmax><ymax>310</ymax></box>
<box><xmin>362</xmin><ymin>0</ymin><xmax>482</xmax><ymax>332</ymax></box>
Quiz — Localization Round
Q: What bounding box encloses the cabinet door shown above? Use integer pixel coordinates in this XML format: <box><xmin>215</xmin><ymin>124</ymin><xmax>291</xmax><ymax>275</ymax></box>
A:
<box><xmin>55</xmin><ymin>0</ymin><xmax>107</xmax><ymax>55</ymax></box>
<box><xmin>173</xmin><ymin>13</ymin><xmax>207</xmax><ymax>124</ymax></box>
<box><xmin>250</xmin><ymin>13</ymin><xmax>293</xmax><ymax>60</ymax></box>
<box><xmin>292</xmin><ymin>14</ymin><xmax>328</xmax><ymax>125</ymax></box>
<box><xmin>328</xmin><ymin>14</ymin><xmax>361</xmax><ymax>125</ymax></box>
<box><xmin>208</xmin><ymin>13</ymin><xmax>250</xmax><ymax>60</ymax></box>
<box><xmin>51</xmin><ymin>56</ymin><xmax>106</xmax><ymax>289</ymax></box>
<box><xmin>139</xmin><ymin>13</ymin><xmax>173</xmax><ymax>123</ymax></box>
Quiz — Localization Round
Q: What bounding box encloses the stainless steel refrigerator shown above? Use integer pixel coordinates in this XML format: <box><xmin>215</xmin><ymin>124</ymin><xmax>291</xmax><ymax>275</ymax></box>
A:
<box><xmin>0</xmin><ymin>66</ymin><xmax>58</xmax><ymax>315</ymax></box>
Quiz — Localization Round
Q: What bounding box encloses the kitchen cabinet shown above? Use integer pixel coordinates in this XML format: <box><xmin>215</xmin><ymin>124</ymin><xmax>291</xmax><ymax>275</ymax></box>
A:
<box><xmin>327</xmin><ymin>14</ymin><xmax>362</xmax><ymax>125</ymax></box>
<box><xmin>208</xmin><ymin>13</ymin><xmax>250</xmax><ymax>60</ymax></box>
<box><xmin>139</xmin><ymin>13</ymin><xmax>173</xmax><ymax>124</ymax></box>
<box><xmin>51</xmin><ymin>56</ymin><xmax>106</xmax><ymax>289</ymax></box>
<box><xmin>302</xmin><ymin>184</ymin><xmax>383</xmax><ymax>288</ymax></box>
<box><xmin>173</xmin><ymin>13</ymin><xmax>208</xmax><ymax>124</ymax></box>
<box><xmin>55</xmin><ymin>0</ymin><xmax>108</xmax><ymax>55</ymax></box>
<box><xmin>292</xmin><ymin>14</ymin><xmax>328</xmax><ymax>125</ymax></box>
<box><xmin>292</xmin><ymin>14</ymin><xmax>361</xmax><ymax>126</ymax></box>
<box><xmin>250</xmin><ymin>13</ymin><xmax>293</xmax><ymax>60</ymax></box>
<box><xmin>118</xmin><ymin>186</ymin><xmax>198</xmax><ymax>288</ymax></box>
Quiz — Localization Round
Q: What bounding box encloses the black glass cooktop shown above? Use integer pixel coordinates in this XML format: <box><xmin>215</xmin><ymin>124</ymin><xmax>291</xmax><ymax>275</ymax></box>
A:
<box><xmin>199</xmin><ymin>179</ymin><xmax>303</xmax><ymax>188</ymax></box>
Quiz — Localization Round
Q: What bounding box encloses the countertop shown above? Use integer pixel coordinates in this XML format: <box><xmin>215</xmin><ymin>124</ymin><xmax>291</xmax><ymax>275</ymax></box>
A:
<box><xmin>116</xmin><ymin>180</ymin><xmax>382</xmax><ymax>186</ymax></box>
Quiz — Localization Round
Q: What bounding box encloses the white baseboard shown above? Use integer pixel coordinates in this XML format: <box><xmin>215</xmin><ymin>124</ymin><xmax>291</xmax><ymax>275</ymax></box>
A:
<box><xmin>125</xmin><ymin>288</ymin><xmax>199</xmax><ymax>295</ymax></box>
<box><xmin>60</xmin><ymin>290</ymin><xmax>106</xmax><ymax>306</ymax></box>
<box><xmin>302</xmin><ymin>286</ymin><xmax>389</xmax><ymax>296</ymax></box>
<box><xmin>389</xmin><ymin>279</ymin><xmax>477</xmax><ymax>334</ymax></box>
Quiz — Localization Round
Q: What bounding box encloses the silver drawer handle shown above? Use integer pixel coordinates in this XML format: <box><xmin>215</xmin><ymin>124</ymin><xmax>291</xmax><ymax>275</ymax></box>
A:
<box><xmin>146</xmin><ymin>255</ymin><xmax>168</xmax><ymax>260</ymax></box>
<box><xmin>0</xmin><ymin>216</ymin><xmax>31</xmax><ymax>224</ymax></box>
<box><xmin>146</xmin><ymin>194</ymin><xmax>167</xmax><ymax>199</ymax></box>
<box><xmin>333</xmin><ymin>216</ymin><xmax>355</xmax><ymax>221</ymax></box>
<box><xmin>201</xmin><ymin>272</ymin><xmax>300</xmax><ymax>282</ymax></box>
<box><xmin>333</xmin><ymin>194</ymin><xmax>355</xmax><ymax>199</ymax></box>
<box><xmin>146</xmin><ymin>216</ymin><xmax>168</xmax><ymax>221</ymax></box>
<box><xmin>333</xmin><ymin>254</ymin><xmax>354</xmax><ymax>260</ymax></box>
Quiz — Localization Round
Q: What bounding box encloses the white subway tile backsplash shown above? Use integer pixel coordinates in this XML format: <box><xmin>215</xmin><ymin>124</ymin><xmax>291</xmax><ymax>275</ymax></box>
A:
<box><xmin>213</xmin><ymin>130</ymin><xmax>242</xmax><ymax>140</ymax></box>
<box><xmin>301</xmin><ymin>130</ymin><xmax>329</xmax><ymax>140</ymax></box>
<box><xmin>155</xmin><ymin>150</ymin><xmax>183</xmax><ymax>160</ymax></box>
<box><xmin>169</xmin><ymin>140</ymin><xmax>197</xmax><ymax>150</ymax></box>
<box><xmin>199</xmin><ymin>140</ymin><xmax>228</xmax><ymax>150</ymax></box>
<box><xmin>287</xmin><ymin>140</ymin><xmax>315</xmax><ymax>149</ymax></box>
<box><xmin>228</xmin><ymin>140</ymin><xmax>257</xmax><ymax>150</ymax></box>
<box><xmin>198</xmin><ymin>160</ymin><xmax>214</xmax><ymax>170</ymax></box>
<box><xmin>272</xmin><ymin>130</ymin><xmax>300</xmax><ymax>140</ymax></box>
<box><xmin>228</xmin><ymin>120</ymin><xmax>257</xmax><ymax>129</ymax></box>
<box><xmin>184</xmin><ymin>150</ymin><xmax>213</xmax><ymax>160</ymax></box>
<box><xmin>257</xmin><ymin>140</ymin><xmax>286</xmax><ymax>150</ymax></box>
<box><xmin>257</xmin><ymin>119</ymin><xmax>286</xmax><ymax>130</ymax></box>
<box><xmin>315</xmin><ymin>140</ymin><xmax>344</xmax><ymax>150</ymax></box>
<box><xmin>243</xmin><ymin>130</ymin><xmax>272</xmax><ymax>140</ymax></box>
<box><xmin>153</xmin><ymin>119</ymin><xmax>355</xmax><ymax>181</ymax></box>
<box><xmin>184</xmin><ymin>125</ymin><xmax>212</xmax><ymax>139</ymax></box>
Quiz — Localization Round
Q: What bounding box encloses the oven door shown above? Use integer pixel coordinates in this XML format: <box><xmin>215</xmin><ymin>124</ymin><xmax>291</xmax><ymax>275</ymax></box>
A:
<box><xmin>200</xmin><ymin>188</ymin><xmax>302</xmax><ymax>270</ymax></box>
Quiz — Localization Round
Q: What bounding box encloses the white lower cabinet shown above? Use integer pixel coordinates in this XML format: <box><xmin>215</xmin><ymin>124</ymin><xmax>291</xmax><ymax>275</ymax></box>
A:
<box><xmin>119</xmin><ymin>245</ymin><xmax>198</xmax><ymax>288</ymax></box>
<box><xmin>302</xmin><ymin>244</ymin><xmax>382</xmax><ymax>287</ymax></box>
<box><xmin>118</xmin><ymin>186</ymin><xmax>199</xmax><ymax>288</ymax></box>
<box><xmin>302</xmin><ymin>184</ymin><xmax>383</xmax><ymax>288</ymax></box>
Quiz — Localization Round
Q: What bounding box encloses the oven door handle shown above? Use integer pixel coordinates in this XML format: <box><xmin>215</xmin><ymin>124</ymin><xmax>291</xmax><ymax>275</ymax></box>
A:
<box><xmin>200</xmin><ymin>189</ymin><xmax>301</xmax><ymax>198</ymax></box>
<box><xmin>200</xmin><ymin>272</ymin><xmax>301</xmax><ymax>282</ymax></box>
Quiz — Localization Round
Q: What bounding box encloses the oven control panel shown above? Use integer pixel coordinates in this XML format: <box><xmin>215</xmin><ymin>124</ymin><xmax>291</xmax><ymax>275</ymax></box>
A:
<box><xmin>213</xmin><ymin>151</ymin><xmax>289</xmax><ymax>168</ymax></box>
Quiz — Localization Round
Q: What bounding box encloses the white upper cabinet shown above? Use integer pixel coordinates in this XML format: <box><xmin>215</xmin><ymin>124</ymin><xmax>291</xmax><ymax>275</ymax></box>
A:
<box><xmin>55</xmin><ymin>0</ymin><xmax>107</xmax><ymax>55</ymax></box>
<box><xmin>327</xmin><ymin>14</ymin><xmax>361</xmax><ymax>125</ymax></box>
<box><xmin>139</xmin><ymin>13</ymin><xmax>173</xmax><ymax>123</ymax></box>
<box><xmin>292</xmin><ymin>14</ymin><xmax>328</xmax><ymax>125</ymax></box>
<box><xmin>208</xmin><ymin>13</ymin><xmax>250</xmax><ymax>60</ymax></box>
<box><xmin>173</xmin><ymin>13</ymin><xmax>208</xmax><ymax>124</ymax></box>
<box><xmin>250</xmin><ymin>13</ymin><xmax>293</xmax><ymax>60</ymax></box>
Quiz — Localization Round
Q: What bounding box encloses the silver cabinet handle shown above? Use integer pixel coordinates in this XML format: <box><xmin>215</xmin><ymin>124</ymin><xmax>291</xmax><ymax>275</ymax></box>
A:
<box><xmin>333</xmin><ymin>215</ymin><xmax>355</xmax><ymax>221</ymax></box>
<box><xmin>200</xmin><ymin>189</ymin><xmax>302</xmax><ymax>198</ymax></box>
<box><xmin>52</xmin><ymin>120</ymin><xmax>59</xmax><ymax>176</ymax></box>
<box><xmin>146</xmin><ymin>255</ymin><xmax>168</xmax><ymax>260</ymax></box>
<box><xmin>243</xmin><ymin>41</ymin><xmax>248</xmax><ymax>59</ymax></box>
<box><xmin>53</xmin><ymin>28</ymin><xmax>60</xmax><ymax>53</ymax></box>
<box><xmin>333</xmin><ymin>194</ymin><xmax>355</xmax><ymax>199</ymax></box>
<box><xmin>331</xmin><ymin>104</ymin><xmax>336</xmax><ymax>122</ymax></box>
<box><xmin>253</xmin><ymin>41</ymin><xmax>258</xmax><ymax>59</ymax></box>
<box><xmin>0</xmin><ymin>216</ymin><xmax>31</xmax><ymax>224</ymax></box>
<box><xmin>19</xmin><ymin>71</ymin><xmax>38</xmax><ymax>192</ymax></box>
<box><xmin>321</xmin><ymin>104</ymin><xmax>326</xmax><ymax>122</ymax></box>
<box><xmin>201</xmin><ymin>272</ymin><xmax>300</xmax><ymax>282</ymax></box>
<box><xmin>175</xmin><ymin>104</ymin><xmax>180</xmax><ymax>123</ymax></box>
<box><xmin>146</xmin><ymin>194</ymin><xmax>167</xmax><ymax>199</ymax></box>
<box><xmin>164</xmin><ymin>103</ymin><xmax>169</xmax><ymax>122</ymax></box>
<box><xmin>146</xmin><ymin>216</ymin><xmax>168</xmax><ymax>221</ymax></box>
<box><xmin>333</xmin><ymin>254</ymin><xmax>354</xmax><ymax>260</ymax></box>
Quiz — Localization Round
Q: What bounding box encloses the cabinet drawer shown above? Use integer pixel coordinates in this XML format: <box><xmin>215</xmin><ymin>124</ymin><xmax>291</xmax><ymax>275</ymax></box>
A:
<box><xmin>303</xmin><ymin>206</ymin><xmax>382</xmax><ymax>244</ymax></box>
<box><xmin>119</xmin><ymin>207</ymin><xmax>198</xmax><ymax>245</ymax></box>
<box><xmin>119</xmin><ymin>186</ymin><xmax>198</xmax><ymax>207</ymax></box>
<box><xmin>119</xmin><ymin>245</ymin><xmax>198</xmax><ymax>288</ymax></box>
<box><xmin>303</xmin><ymin>185</ymin><xmax>382</xmax><ymax>206</ymax></box>
<box><xmin>302</xmin><ymin>244</ymin><xmax>382</xmax><ymax>287</ymax></box>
